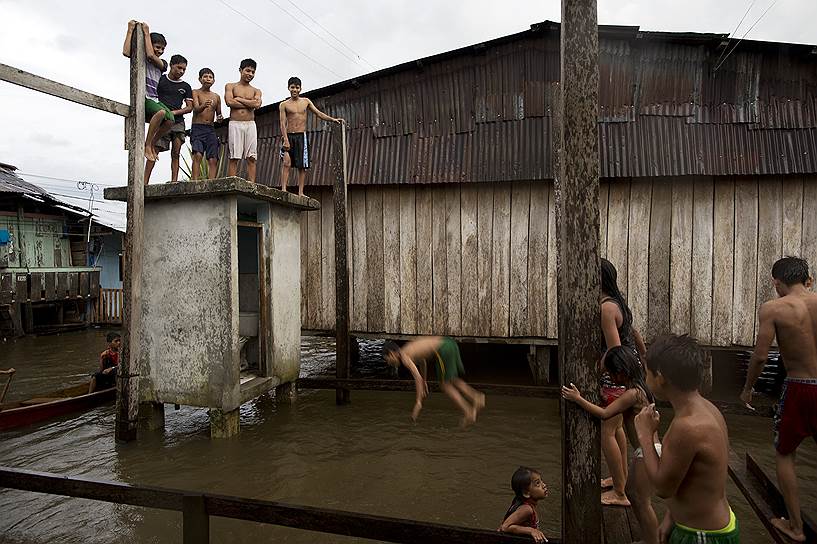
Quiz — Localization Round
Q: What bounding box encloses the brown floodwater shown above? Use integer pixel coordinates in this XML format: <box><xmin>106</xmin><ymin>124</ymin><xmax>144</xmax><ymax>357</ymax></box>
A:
<box><xmin>0</xmin><ymin>330</ymin><xmax>814</xmax><ymax>543</ymax></box>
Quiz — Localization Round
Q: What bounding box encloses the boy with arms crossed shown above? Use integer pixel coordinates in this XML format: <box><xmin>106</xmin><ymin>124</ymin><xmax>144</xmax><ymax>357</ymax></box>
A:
<box><xmin>225</xmin><ymin>59</ymin><xmax>261</xmax><ymax>182</ymax></box>
<box><xmin>741</xmin><ymin>257</ymin><xmax>817</xmax><ymax>542</ymax></box>
<box><xmin>152</xmin><ymin>54</ymin><xmax>193</xmax><ymax>183</ymax></box>
<box><xmin>279</xmin><ymin>77</ymin><xmax>343</xmax><ymax>196</ymax></box>
<box><xmin>191</xmin><ymin>68</ymin><xmax>223</xmax><ymax>180</ymax></box>
<box><xmin>635</xmin><ymin>334</ymin><xmax>738</xmax><ymax>544</ymax></box>
<box><xmin>122</xmin><ymin>21</ymin><xmax>173</xmax><ymax>184</ymax></box>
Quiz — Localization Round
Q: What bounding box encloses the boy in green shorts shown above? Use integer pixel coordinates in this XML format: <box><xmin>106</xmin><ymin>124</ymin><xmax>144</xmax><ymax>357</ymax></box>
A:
<box><xmin>123</xmin><ymin>20</ymin><xmax>174</xmax><ymax>184</ymax></box>
<box><xmin>384</xmin><ymin>336</ymin><xmax>485</xmax><ymax>427</ymax></box>
<box><xmin>635</xmin><ymin>334</ymin><xmax>738</xmax><ymax>543</ymax></box>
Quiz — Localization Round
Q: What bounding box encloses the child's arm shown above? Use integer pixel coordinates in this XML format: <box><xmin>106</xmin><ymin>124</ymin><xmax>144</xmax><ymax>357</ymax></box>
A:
<box><xmin>632</xmin><ymin>327</ymin><xmax>647</xmax><ymax>360</ymax></box>
<box><xmin>192</xmin><ymin>91</ymin><xmax>205</xmax><ymax>113</ymax></box>
<box><xmin>499</xmin><ymin>505</ymin><xmax>547</xmax><ymax>542</ymax></box>
<box><xmin>122</xmin><ymin>20</ymin><xmax>137</xmax><ymax>58</ymax></box>
<box><xmin>215</xmin><ymin>95</ymin><xmax>223</xmax><ymax>122</ymax></box>
<box><xmin>140</xmin><ymin>23</ymin><xmax>165</xmax><ymax>71</ymax></box>
<box><xmin>741</xmin><ymin>302</ymin><xmax>776</xmax><ymax>405</ymax></box>
<box><xmin>234</xmin><ymin>89</ymin><xmax>262</xmax><ymax>109</ymax></box>
<box><xmin>399</xmin><ymin>354</ymin><xmax>426</xmax><ymax>421</ymax></box>
<box><xmin>561</xmin><ymin>384</ymin><xmax>637</xmax><ymax>420</ymax></box>
<box><xmin>635</xmin><ymin>405</ymin><xmax>695</xmax><ymax>498</ymax></box>
<box><xmin>279</xmin><ymin>102</ymin><xmax>289</xmax><ymax>147</ymax></box>
<box><xmin>173</xmin><ymin>98</ymin><xmax>193</xmax><ymax>117</ymax></box>
<box><xmin>308</xmin><ymin>99</ymin><xmax>344</xmax><ymax>123</ymax></box>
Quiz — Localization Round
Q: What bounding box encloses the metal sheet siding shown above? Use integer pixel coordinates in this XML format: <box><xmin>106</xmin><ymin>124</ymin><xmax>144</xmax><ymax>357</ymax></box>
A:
<box><xmin>246</xmin><ymin>28</ymin><xmax>817</xmax><ymax>187</ymax></box>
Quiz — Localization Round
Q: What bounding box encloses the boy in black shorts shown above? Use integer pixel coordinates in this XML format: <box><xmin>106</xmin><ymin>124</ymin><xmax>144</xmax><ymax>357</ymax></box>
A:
<box><xmin>191</xmin><ymin>68</ymin><xmax>223</xmax><ymax>180</ymax></box>
<box><xmin>278</xmin><ymin>76</ymin><xmax>343</xmax><ymax>196</ymax></box>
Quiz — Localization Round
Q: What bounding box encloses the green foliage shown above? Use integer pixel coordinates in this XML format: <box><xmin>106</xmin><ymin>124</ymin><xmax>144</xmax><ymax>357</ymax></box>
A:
<box><xmin>180</xmin><ymin>142</ymin><xmax>227</xmax><ymax>181</ymax></box>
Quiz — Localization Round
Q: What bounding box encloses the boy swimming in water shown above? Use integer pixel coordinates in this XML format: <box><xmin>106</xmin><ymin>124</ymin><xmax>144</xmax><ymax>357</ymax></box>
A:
<box><xmin>635</xmin><ymin>334</ymin><xmax>738</xmax><ymax>544</ymax></box>
<box><xmin>383</xmin><ymin>336</ymin><xmax>485</xmax><ymax>426</ymax></box>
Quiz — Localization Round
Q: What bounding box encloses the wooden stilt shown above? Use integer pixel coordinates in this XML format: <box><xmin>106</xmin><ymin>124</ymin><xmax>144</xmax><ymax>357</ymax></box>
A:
<box><xmin>331</xmin><ymin>123</ymin><xmax>351</xmax><ymax>405</ymax></box>
<box><xmin>557</xmin><ymin>1</ymin><xmax>603</xmax><ymax>542</ymax></box>
<box><xmin>115</xmin><ymin>24</ymin><xmax>146</xmax><ymax>443</ymax></box>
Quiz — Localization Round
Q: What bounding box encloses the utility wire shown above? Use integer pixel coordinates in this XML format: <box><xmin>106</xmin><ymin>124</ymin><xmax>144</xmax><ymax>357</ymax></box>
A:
<box><xmin>216</xmin><ymin>0</ymin><xmax>345</xmax><ymax>79</ymax></box>
<box><xmin>264</xmin><ymin>0</ymin><xmax>370</xmax><ymax>69</ymax></box>
<box><xmin>282</xmin><ymin>0</ymin><xmax>375</xmax><ymax>69</ymax></box>
<box><xmin>712</xmin><ymin>0</ymin><xmax>758</xmax><ymax>71</ymax></box>
<box><xmin>17</xmin><ymin>171</ymin><xmax>120</xmax><ymax>188</ymax></box>
<box><xmin>714</xmin><ymin>0</ymin><xmax>781</xmax><ymax>72</ymax></box>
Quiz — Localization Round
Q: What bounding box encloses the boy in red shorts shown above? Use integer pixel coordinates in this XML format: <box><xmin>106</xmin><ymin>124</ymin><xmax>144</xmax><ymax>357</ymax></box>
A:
<box><xmin>742</xmin><ymin>256</ymin><xmax>817</xmax><ymax>542</ymax></box>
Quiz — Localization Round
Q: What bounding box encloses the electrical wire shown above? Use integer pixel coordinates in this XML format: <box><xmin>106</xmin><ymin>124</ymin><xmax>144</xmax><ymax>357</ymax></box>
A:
<box><xmin>216</xmin><ymin>0</ymin><xmax>345</xmax><ymax>79</ymax></box>
<box><xmin>16</xmin><ymin>171</ymin><xmax>120</xmax><ymax>188</ymax></box>
<box><xmin>283</xmin><ymin>0</ymin><xmax>374</xmax><ymax>68</ymax></box>
<box><xmin>712</xmin><ymin>0</ymin><xmax>758</xmax><ymax>71</ymax></box>
<box><xmin>264</xmin><ymin>0</ymin><xmax>370</xmax><ymax>69</ymax></box>
<box><xmin>713</xmin><ymin>0</ymin><xmax>781</xmax><ymax>72</ymax></box>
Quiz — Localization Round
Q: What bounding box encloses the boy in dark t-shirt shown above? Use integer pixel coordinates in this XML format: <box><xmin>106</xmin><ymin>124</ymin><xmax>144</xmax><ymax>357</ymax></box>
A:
<box><xmin>151</xmin><ymin>54</ymin><xmax>193</xmax><ymax>183</ymax></box>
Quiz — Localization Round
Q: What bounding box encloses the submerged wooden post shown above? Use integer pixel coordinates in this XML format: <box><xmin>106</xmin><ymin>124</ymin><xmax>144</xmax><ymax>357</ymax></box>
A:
<box><xmin>331</xmin><ymin>123</ymin><xmax>351</xmax><ymax>405</ymax></box>
<box><xmin>115</xmin><ymin>24</ymin><xmax>146</xmax><ymax>442</ymax></box>
<box><xmin>557</xmin><ymin>1</ymin><xmax>602</xmax><ymax>542</ymax></box>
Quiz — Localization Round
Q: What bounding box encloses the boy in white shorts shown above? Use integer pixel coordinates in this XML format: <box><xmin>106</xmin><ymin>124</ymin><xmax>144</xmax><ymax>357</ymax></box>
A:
<box><xmin>225</xmin><ymin>58</ymin><xmax>262</xmax><ymax>182</ymax></box>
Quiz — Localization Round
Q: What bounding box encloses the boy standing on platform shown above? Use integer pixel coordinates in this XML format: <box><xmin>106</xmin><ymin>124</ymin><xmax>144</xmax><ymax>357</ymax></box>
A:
<box><xmin>279</xmin><ymin>76</ymin><xmax>344</xmax><ymax>196</ymax></box>
<box><xmin>152</xmin><ymin>54</ymin><xmax>193</xmax><ymax>183</ymax></box>
<box><xmin>191</xmin><ymin>68</ymin><xmax>223</xmax><ymax>180</ymax></box>
<box><xmin>122</xmin><ymin>20</ymin><xmax>173</xmax><ymax>184</ymax></box>
<box><xmin>741</xmin><ymin>257</ymin><xmax>817</xmax><ymax>542</ymax></box>
<box><xmin>225</xmin><ymin>59</ymin><xmax>262</xmax><ymax>182</ymax></box>
<box><xmin>636</xmin><ymin>334</ymin><xmax>738</xmax><ymax>544</ymax></box>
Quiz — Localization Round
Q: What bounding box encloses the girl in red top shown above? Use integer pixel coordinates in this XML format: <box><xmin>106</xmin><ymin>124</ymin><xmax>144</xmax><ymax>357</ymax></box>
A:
<box><xmin>499</xmin><ymin>466</ymin><xmax>549</xmax><ymax>542</ymax></box>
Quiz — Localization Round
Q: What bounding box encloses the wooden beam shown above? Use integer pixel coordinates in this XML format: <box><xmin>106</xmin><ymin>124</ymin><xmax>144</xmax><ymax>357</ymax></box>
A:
<box><xmin>331</xmin><ymin>124</ymin><xmax>351</xmax><ymax>405</ymax></box>
<box><xmin>0</xmin><ymin>63</ymin><xmax>131</xmax><ymax>117</ymax></box>
<box><xmin>557</xmin><ymin>1</ymin><xmax>603</xmax><ymax>543</ymax></box>
<box><xmin>183</xmin><ymin>495</ymin><xmax>210</xmax><ymax>544</ymax></box>
<box><xmin>115</xmin><ymin>24</ymin><xmax>146</xmax><ymax>443</ymax></box>
<box><xmin>298</xmin><ymin>377</ymin><xmax>561</xmax><ymax>398</ymax></box>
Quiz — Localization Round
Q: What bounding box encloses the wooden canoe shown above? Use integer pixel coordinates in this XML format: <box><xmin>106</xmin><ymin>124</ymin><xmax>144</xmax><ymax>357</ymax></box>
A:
<box><xmin>0</xmin><ymin>383</ymin><xmax>115</xmax><ymax>432</ymax></box>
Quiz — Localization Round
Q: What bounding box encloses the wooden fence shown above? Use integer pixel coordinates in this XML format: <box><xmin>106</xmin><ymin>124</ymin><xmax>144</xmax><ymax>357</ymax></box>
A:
<box><xmin>93</xmin><ymin>288</ymin><xmax>123</xmax><ymax>324</ymax></box>
<box><xmin>0</xmin><ymin>466</ymin><xmax>547</xmax><ymax>544</ymax></box>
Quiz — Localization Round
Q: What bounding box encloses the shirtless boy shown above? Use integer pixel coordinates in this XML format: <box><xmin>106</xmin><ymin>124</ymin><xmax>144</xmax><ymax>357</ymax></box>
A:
<box><xmin>741</xmin><ymin>256</ymin><xmax>817</xmax><ymax>542</ymax></box>
<box><xmin>279</xmin><ymin>76</ymin><xmax>344</xmax><ymax>196</ymax></box>
<box><xmin>225</xmin><ymin>59</ymin><xmax>262</xmax><ymax>182</ymax></box>
<box><xmin>191</xmin><ymin>68</ymin><xmax>223</xmax><ymax>180</ymax></box>
<box><xmin>636</xmin><ymin>334</ymin><xmax>738</xmax><ymax>544</ymax></box>
<box><xmin>383</xmin><ymin>336</ymin><xmax>485</xmax><ymax>427</ymax></box>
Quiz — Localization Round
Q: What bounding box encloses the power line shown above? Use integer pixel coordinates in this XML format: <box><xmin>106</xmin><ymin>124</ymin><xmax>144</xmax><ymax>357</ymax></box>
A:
<box><xmin>714</xmin><ymin>0</ymin><xmax>781</xmax><ymax>72</ymax></box>
<box><xmin>264</xmin><ymin>0</ymin><xmax>371</xmax><ymax>69</ymax></box>
<box><xmin>713</xmin><ymin>0</ymin><xmax>758</xmax><ymax>71</ymax></box>
<box><xmin>17</xmin><ymin>171</ymin><xmax>121</xmax><ymax>188</ymax></box>
<box><xmin>216</xmin><ymin>0</ymin><xmax>345</xmax><ymax>79</ymax></box>
<box><xmin>282</xmin><ymin>0</ymin><xmax>375</xmax><ymax>69</ymax></box>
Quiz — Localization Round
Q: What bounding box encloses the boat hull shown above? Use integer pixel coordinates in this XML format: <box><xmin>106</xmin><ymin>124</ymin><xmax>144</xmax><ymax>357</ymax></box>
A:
<box><xmin>0</xmin><ymin>385</ymin><xmax>116</xmax><ymax>432</ymax></box>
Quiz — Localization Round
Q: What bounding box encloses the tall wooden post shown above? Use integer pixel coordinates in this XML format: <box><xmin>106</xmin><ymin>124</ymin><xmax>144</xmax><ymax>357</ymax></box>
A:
<box><xmin>557</xmin><ymin>1</ymin><xmax>602</xmax><ymax>542</ymax></box>
<box><xmin>331</xmin><ymin>123</ymin><xmax>351</xmax><ymax>405</ymax></box>
<box><xmin>116</xmin><ymin>24</ymin><xmax>146</xmax><ymax>442</ymax></box>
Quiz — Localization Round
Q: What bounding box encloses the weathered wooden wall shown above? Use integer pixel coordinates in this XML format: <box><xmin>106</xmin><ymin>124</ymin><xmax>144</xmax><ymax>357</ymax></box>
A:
<box><xmin>301</xmin><ymin>175</ymin><xmax>817</xmax><ymax>348</ymax></box>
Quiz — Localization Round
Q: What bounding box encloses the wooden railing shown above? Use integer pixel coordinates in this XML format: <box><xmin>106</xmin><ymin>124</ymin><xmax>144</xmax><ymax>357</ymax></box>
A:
<box><xmin>93</xmin><ymin>288</ymin><xmax>123</xmax><ymax>324</ymax></box>
<box><xmin>0</xmin><ymin>466</ymin><xmax>550</xmax><ymax>544</ymax></box>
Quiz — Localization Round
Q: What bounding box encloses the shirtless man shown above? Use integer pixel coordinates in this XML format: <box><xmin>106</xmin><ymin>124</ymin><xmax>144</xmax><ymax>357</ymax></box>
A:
<box><xmin>279</xmin><ymin>76</ymin><xmax>344</xmax><ymax>196</ymax></box>
<box><xmin>636</xmin><ymin>334</ymin><xmax>738</xmax><ymax>544</ymax></box>
<box><xmin>741</xmin><ymin>256</ymin><xmax>817</xmax><ymax>542</ymax></box>
<box><xmin>225</xmin><ymin>59</ymin><xmax>262</xmax><ymax>182</ymax></box>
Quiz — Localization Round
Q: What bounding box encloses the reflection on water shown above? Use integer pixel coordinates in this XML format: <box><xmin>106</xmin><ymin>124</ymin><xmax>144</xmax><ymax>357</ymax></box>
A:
<box><xmin>0</xmin><ymin>330</ymin><xmax>814</xmax><ymax>544</ymax></box>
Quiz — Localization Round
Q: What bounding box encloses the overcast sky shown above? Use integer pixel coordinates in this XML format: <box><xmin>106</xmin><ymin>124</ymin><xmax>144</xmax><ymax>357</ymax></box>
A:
<box><xmin>1</xmin><ymin>0</ymin><xmax>815</xmax><ymax>228</ymax></box>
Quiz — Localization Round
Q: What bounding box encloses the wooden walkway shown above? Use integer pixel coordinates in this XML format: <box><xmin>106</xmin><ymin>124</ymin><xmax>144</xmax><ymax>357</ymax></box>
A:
<box><xmin>603</xmin><ymin>504</ymin><xmax>642</xmax><ymax>544</ymax></box>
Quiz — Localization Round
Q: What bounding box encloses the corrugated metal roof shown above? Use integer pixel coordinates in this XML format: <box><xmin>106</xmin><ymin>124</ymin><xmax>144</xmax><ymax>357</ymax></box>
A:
<box><xmin>236</xmin><ymin>22</ymin><xmax>817</xmax><ymax>186</ymax></box>
<box><xmin>0</xmin><ymin>164</ymin><xmax>48</xmax><ymax>195</ymax></box>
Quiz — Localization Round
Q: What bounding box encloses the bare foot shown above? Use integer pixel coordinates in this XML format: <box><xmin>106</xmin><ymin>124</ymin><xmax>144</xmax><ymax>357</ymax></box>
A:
<box><xmin>298</xmin><ymin>190</ymin><xmax>305</xmax><ymax>197</ymax></box>
<box><xmin>475</xmin><ymin>392</ymin><xmax>486</xmax><ymax>411</ymax></box>
<box><xmin>144</xmin><ymin>145</ymin><xmax>157</xmax><ymax>162</ymax></box>
<box><xmin>601</xmin><ymin>489</ymin><xmax>631</xmax><ymax>506</ymax></box>
<box><xmin>770</xmin><ymin>518</ymin><xmax>806</xmax><ymax>542</ymax></box>
<box><xmin>460</xmin><ymin>406</ymin><xmax>477</xmax><ymax>428</ymax></box>
<box><xmin>601</xmin><ymin>477</ymin><xmax>614</xmax><ymax>488</ymax></box>
<box><xmin>281</xmin><ymin>186</ymin><xmax>288</xmax><ymax>193</ymax></box>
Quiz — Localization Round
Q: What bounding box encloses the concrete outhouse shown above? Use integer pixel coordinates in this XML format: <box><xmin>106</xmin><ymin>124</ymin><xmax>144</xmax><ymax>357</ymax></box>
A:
<box><xmin>106</xmin><ymin>178</ymin><xmax>319</xmax><ymax>437</ymax></box>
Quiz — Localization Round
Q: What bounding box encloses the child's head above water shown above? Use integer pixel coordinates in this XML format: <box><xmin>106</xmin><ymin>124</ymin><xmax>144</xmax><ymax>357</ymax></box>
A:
<box><xmin>604</xmin><ymin>346</ymin><xmax>654</xmax><ymax>403</ymax></box>
<box><xmin>383</xmin><ymin>340</ymin><xmax>400</xmax><ymax>367</ymax></box>
<box><xmin>510</xmin><ymin>466</ymin><xmax>548</xmax><ymax>502</ymax></box>
<box><xmin>645</xmin><ymin>334</ymin><xmax>707</xmax><ymax>398</ymax></box>
<box><xmin>106</xmin><ymin>332</ymin><xmax>121</xmax><ymax>351</ymax></box>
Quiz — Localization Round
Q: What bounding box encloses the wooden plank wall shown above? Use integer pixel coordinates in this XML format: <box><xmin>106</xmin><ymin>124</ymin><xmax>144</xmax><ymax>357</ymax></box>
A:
<box><xmin>301</xmin><ymin>175</ymin><xmax>817</xmax><ymax>348</ymax></box>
